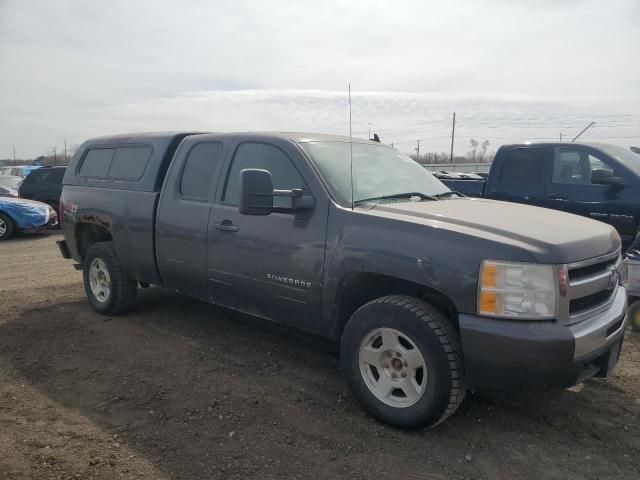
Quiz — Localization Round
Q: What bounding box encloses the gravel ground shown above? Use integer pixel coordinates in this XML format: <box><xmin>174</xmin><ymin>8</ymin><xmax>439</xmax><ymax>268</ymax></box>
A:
<box><xmin>0</xmin><ymin>232</ymin><xmax>639</xmax><ymax>480</ymax></box>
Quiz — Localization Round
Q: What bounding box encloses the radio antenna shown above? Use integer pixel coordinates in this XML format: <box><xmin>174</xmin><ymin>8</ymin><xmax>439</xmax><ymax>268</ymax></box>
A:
<box><xmin>349</xmin><ymin>83</ymin><xmax>354</xmax><ymax>210</ymax></box>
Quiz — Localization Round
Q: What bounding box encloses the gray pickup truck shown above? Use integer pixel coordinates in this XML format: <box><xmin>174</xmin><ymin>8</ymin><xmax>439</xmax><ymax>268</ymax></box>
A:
<box><xmin>57</xmin><ymin>132</ymin><xmax>627</xmax><ymax>429</ymax></box>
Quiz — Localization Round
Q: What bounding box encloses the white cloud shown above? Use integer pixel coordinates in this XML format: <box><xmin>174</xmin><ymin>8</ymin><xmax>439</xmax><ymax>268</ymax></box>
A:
<box><xmin>0</xmin><ymin>0</ymin><xmax>638</xmax><ymax>158</ymax></box>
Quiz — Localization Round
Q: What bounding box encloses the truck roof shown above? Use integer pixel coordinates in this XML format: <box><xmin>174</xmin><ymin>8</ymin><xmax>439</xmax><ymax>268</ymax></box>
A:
<box><xmin>80</xmin><ymin>131</ymin><xmax>206</xmax><ymax>144</ymax></box>
<box><xmin>81</xmin><ymin>131</ymin><xmax>381</xmax><ymax>146</ymax></box>
<box><xmin>499</xmin><ymin>141</ymin><xmax>620</xmax><ymax>150</ymax></box>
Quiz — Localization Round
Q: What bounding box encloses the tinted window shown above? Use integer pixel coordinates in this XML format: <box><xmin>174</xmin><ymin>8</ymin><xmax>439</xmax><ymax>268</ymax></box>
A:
<box><xmin>36</xmin><ymin>168</ymin><xmax>65</xmax><ymax>184</ymax></box>
<box><xmin>552</xmin><ymin>147</ymin><xmax>615</xmax><ymax>185</ymax></box>
<box><xmin>500</xmin><ymin>148</ymin><xmax>544</xmax><ymax>182</ymax></box>
<box><xmin>180</xmin><ymin>142</ymin><xmax>223</xmax><ymax>200</ymax></box>
<box><xmin>79</xmin><ymin>149</ymin><xmax>115</xmax><ymax>177</ymax></box>
<box><xmin>108</xmin><ymin>146</ymin><xmax>152</xmax><ymax>180</ymax></box>
<box><xmin>223</xmin><ymin>143</ymin><xmax>305</xmax><ymax>208</ymax></box>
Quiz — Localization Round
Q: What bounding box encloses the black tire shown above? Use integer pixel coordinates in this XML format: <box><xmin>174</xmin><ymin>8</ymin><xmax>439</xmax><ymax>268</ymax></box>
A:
<box><xmin>341</xmin><ymin>295</ymin><xmax>465</xmax><ymax>429</ymax></box>
<box><xmin>628</xmin><ymin>299</ymin><xmax>640</xmax><ymax>332</ymax></box>
<box><xmin>82</xmin><ymin>241</ymin><xmax>138</xmax><ymax>315</ymax></box>
<box><xmin>0</xmin><ymin>212</ymin><xmax>15</xmax><ymax>240</ymax></box>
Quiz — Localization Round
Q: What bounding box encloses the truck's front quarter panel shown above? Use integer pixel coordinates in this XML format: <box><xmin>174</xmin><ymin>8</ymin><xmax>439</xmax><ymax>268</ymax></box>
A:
<box><xmin>322</xmin><ymin>204</ymin><xmax>533</xmax><ymax>336</ymax></box>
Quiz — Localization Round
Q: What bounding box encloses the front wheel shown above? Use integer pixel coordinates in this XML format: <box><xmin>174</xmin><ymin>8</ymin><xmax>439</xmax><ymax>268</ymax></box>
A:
<box><xmin>83</xmin><ymin>241</ymin><xmax>138</xmax><ymax>315</ymax></box>
<box><xmin>0</xmin><ymin>212</ymin><xmax>15</xmax><ymax>240</ymax></box>
<box><xmin>341</xmin><ymin>295</ymin><xmax>465</xmax><ymax>429</ymax></box>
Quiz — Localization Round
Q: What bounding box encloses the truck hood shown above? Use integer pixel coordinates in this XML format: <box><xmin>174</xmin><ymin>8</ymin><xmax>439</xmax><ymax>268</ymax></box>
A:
<box><xmin>366</xmin><ymin>197</ymin><xmax>620</xmax><ymax>263</ymax></box>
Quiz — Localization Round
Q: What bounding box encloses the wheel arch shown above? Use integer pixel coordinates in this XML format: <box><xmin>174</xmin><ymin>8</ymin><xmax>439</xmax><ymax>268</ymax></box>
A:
<box><xmin>332</xmin><ymin>271</ymin><xmax>459</xmax><ymax>340</ymax></box>
<box><xmin>0</xmin><ymin>208</ymin><xmax>16</xmax><ymax>222</ymax></box>
<box><xmin>0</xmin><ymin>208</ymin><xmax>17</xmax><ymax>237</ymax></box>
<box><xmin>75</xmin><ymin>222</ymin><xmax>113</xmax><ymax>260</ymax></box>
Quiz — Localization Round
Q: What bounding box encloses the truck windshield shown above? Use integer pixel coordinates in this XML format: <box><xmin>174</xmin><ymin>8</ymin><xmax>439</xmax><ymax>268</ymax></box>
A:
<box><xmin>301</xmin><ymin>142</ymin><xmax>450</xmax><ymax>206</ymax></box>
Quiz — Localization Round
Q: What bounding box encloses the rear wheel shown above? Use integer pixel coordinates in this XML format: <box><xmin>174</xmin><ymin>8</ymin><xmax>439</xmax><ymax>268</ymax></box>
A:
<box><xmin>0</xmin><ymin>212</ymin><xmax>15</xmax><ymax>240</ymax></box>
<box><xmin>341</xmin><ymin>295</ymin><xmax>465</xmax><ymax>429</ymax></box>
<box><xmin>83</xmin><ymin>241</ymin><xmax>138</xmax><ymax>314</ymax></box>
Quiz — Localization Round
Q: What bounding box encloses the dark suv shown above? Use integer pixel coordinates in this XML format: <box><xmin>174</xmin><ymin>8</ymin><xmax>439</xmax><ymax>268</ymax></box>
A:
<box><xmin>19</xmin><ymin>166</ymin><xmax>66</xmax><ymax>212</ymax></box>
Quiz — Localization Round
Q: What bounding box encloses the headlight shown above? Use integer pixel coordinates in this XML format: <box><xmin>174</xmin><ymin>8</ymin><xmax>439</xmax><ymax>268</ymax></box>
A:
<box><xmin>478</xmin><ymin>260</ymin><xmax>557</xmax><ymax>319</ymax></box>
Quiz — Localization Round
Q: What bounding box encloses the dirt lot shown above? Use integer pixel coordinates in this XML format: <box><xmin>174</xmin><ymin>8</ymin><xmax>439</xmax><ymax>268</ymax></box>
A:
<box><xmin>0</xmin><ymin>233</ymin><xmax>638</xmax><ymax>480</ymax></box>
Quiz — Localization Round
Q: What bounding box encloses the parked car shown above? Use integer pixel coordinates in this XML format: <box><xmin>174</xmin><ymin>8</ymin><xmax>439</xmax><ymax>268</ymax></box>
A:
<box><xmin>0</xmin><ymin>197</ymin><xmax>58</xmax><ymax>240</ymax></box>
<box><xmin>0</xmin><ymin>175</ymin><xmax>22</xmax><ymax>198</ymax></box>
<box><xmin>0</xmin><ymin>166</ymin><xmax>14</xmax><ymax>175</ymax></box>
<box><xmin>439</xmin><ymin>143</ymin><xmax>640</xmax><ymax>250</ymax></box>
<box><xmin>19</xmin><ymin>166</ymin><xmax>66</xmax><ymax>212</ymax></box>
<box><xmin>58</xmin><ymin>132</ymin><xmax>626</xmax><ymax>429</ymax></box>
<box><xmin>10</xmin><ymin>165</ymin><xmax>42</xmax><ymax>178</ymax></box>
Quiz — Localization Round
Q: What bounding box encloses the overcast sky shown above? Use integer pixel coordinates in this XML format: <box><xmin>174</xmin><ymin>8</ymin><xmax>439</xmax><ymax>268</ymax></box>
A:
<box><xmin>1</xmin><ymin>0</ymin><xmax>639</xmax><ymax>159</ymax></box>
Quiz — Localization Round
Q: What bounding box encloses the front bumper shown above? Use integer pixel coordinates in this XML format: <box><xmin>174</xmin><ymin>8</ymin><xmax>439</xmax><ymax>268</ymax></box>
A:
<box><xmin>459</xmin><ymin>286</ymin><xmax>627</xmax><ymax>391</ymax></box>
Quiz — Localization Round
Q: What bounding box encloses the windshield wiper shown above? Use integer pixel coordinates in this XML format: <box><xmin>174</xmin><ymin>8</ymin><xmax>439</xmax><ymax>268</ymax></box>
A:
<box><xmin>354</xmin><ymin>192</ymin><xmax>438</xmax><ymax>204</ymax></box>
<box><xmin>434</xmin><ymin>190</ymin><xmax>465</xmax><ymax>199</ymax></box>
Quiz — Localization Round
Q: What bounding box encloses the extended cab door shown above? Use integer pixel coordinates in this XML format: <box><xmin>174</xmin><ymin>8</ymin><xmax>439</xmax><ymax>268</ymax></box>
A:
<box><xmin>206</xmin><ymin>137</ymin><xmax>329</xmax><ymax>334</ymax></box>
<box><xmin>486</xmin><ymin>146</ymin><xmax>548</xmax><ymax>206</ymax></box>
<box><xmin>545</xmin><ymin>145</ymin><xmax>637</xmax><ymax>247</ymax></box>
<box><xmin>156</xmin><ymin>137</ymin><xmax>227</xmax><ymax>298</ymax></box>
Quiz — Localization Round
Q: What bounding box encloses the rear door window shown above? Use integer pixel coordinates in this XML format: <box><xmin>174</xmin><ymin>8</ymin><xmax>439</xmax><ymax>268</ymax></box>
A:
<box><xmin>500</xmin><ymin>148</ymin><xmax>545</xmax><ymax>182</ymax></box>
<box><xmin>79</xmin><ymin>149</ymin><xmax>115</xmax><ymax>177</ymax></box>
<box><xmin>108</xmin><ymin>146</ymin><xmax>153</xmax><ymax>180</ymax></box>
<box><xmin>180</xmin><ymin>142</ymin><xmax>223</xmax><ymax>201</ymax></box>
<box><xmin>37</xmin><ymin>169</ymin><xmax>65</xmax><ymax>184</ymax></box>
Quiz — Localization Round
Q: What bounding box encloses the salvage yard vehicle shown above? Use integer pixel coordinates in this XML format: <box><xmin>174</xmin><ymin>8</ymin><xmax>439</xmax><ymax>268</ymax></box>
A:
<box><xmin>620</xmin><ymin>251</ymin><xmax>640</xmax><ymax>332</ymax></box>
<box><xmin>0</xmin><ymin>175</ymin><xmax>22</xmax><ymax>198</ymax></box>
<box><xmin>10</xmin><ymin>165</ymin><xmax>42</xmax><ymax>178</ymax></box>
<box><xmin>0</xmin><ymin>197</ymin><xmax>58</xmax><ymax>240</ymax></box>
<box><xmin>19</xmin><ymin>166</ymin><xmax>66</xmax><ymax>213</ymax></box>
<box><xmin>58</xmin><ymin>132</ymin><xmax>627</xmax><ymax>429</ymax></box>
<box><xmin>439</xmin><ymin>142</ymin><xmax>640</xmax><ymax>250</ymax></box>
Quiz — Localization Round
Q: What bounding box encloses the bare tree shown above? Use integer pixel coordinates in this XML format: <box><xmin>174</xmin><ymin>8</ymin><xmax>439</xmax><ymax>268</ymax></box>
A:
<box><xmin>477</xmin><ymin>140</ymin><xmax>490</xmax><ymax>162</ymax></box>
<box><xmin>467</xmin><ymin>139</ymin><xmax>479</xmax><ymax>161</ymax></box>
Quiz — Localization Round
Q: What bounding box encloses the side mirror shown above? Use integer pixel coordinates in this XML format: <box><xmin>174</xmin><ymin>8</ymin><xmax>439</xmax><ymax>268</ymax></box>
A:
<box><xmin>239</xmin><ymin>169</ymin><xmax>274</xmax><ymax>215</ymax></box>
<box><xmin>239</xmin><ymin>168</ymin><xmax>316</xmax><ymax>216</ymax></box>
<box><xmin>591</xmin><ymin>169</ymin><xmax>625</xmax><ymax>187</ymax></box>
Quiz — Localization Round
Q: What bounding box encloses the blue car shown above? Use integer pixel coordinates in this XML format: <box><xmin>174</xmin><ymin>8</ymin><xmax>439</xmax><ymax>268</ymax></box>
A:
<box><xmin>0</xmin><ymin>197</ymin><xmax>58</xmax><ymax>240</ymax></box>
<box><xmin>10</xmin><ymin>165</ymin><xmax>42</xmax><ymax>178</ymax></box>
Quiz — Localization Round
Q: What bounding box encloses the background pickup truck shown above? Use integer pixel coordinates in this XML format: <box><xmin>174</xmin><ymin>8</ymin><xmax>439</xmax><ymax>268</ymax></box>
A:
<box><xmin>440</xmin><ymin>142</ymin><xmax>640</xmax><ymax>250</ymax></box>
<box><xmin>58</xmin><ymin>132</ymin><xmax>627</xmax><ymax>429</ymax></box>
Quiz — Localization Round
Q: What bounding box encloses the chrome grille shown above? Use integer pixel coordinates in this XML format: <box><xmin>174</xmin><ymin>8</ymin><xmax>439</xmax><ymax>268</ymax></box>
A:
<box><xmin>557</xmin><ymin>249</ymin><xmax>621</xmax><ymax>325</ymax></box>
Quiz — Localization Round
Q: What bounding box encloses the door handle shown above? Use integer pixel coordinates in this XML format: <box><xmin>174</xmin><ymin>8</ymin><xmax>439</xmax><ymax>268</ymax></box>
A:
<box><xmin>213</xmin><ymin>220</ymin><xmax>239</xmax><ymax>233</ymax></box>
<box><xmin>548</xmin><ymin>193</ymin><xmax>568</xmax><ymax>200</ymax></box>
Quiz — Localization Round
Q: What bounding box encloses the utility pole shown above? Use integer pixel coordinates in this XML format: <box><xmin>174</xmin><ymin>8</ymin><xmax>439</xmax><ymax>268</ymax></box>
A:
<box><xmin>53</xmin><ymin>147</ymin><xmax>57</xmax><ymax>166</ymax></box>
<box><xmin>559</xmin><ymin>133</ymin><xmax>563</xmax><ymax>142</ymax></box>
<box><xmin>450</xmin><ymin>112</ymin><xmax>456</xmax><ymax>163</ymax></box>
<box><xmin>415</xmin><ymin>139</ymin><xmax>420</xmax><ymax>158</ymax></box>
<box><xmin>572</xmin><ymin>122</ymin><xmax>595</xmax><ymax>142</ymax></box>
<box><xmin>64</xmin><ymin>140</ymin><xmax>67</xmax><ymax>163</ymax></box>
<box><xmin>368</xmin><ymin>122</ymin><xmax>373</xmax><ymax>140</ymax></box>
<box><xmin>12</xmin><ymin>144</ymin><xmax>16</xmax><ymax>162</ymax></box>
